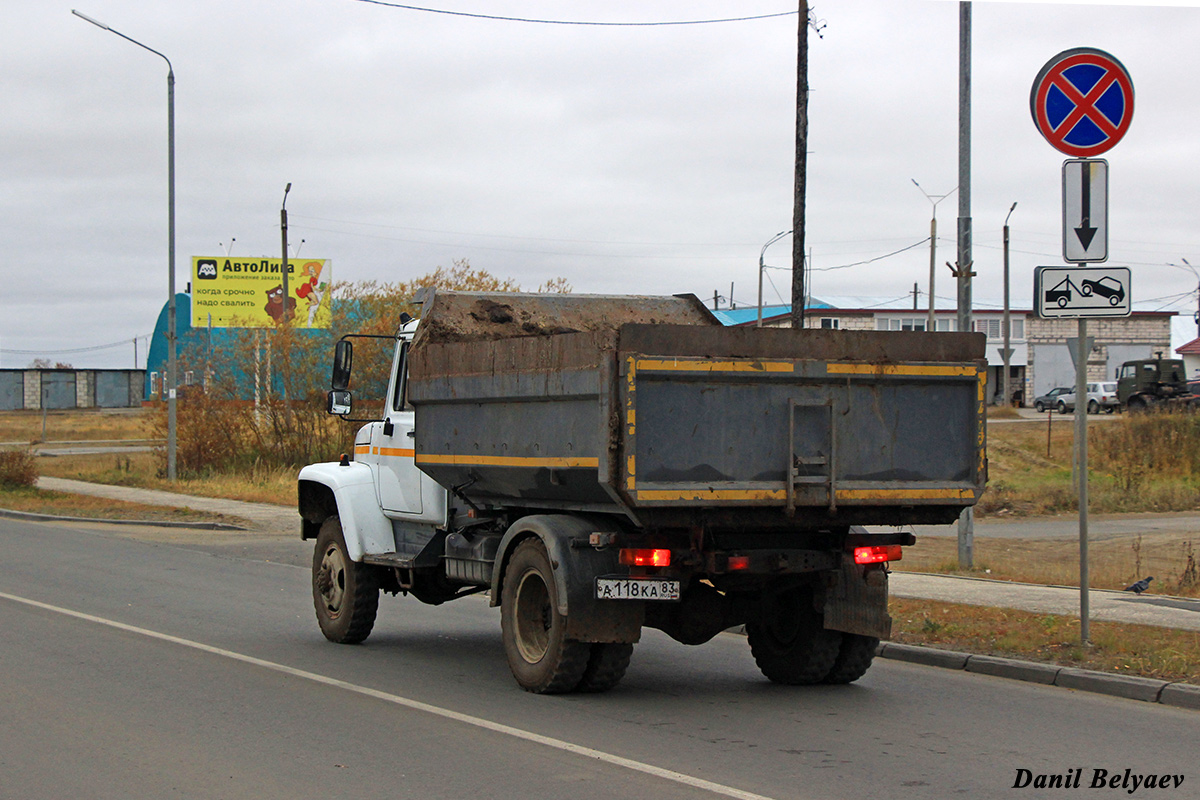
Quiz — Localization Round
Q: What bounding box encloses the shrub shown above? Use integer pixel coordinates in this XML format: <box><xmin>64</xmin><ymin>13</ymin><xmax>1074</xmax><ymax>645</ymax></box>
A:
<box><xmin>0</xmin><ymin>448</ymin><xmax>38</xmax><ymax>488</ymax></box>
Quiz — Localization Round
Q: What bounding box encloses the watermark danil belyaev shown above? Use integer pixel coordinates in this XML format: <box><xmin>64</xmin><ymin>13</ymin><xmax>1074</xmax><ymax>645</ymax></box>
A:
<box><xmin>1013</xmin><ymin>768</ymin><xmax>1185</xmax><ymax>792</ymax></box>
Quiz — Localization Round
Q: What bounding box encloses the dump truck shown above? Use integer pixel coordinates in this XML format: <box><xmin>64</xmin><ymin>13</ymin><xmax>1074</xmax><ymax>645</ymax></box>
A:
<box><xmin>1116</xmin><ymin>354</ymin><xmax>1195</xmax><ymax>411</ymax></box>
<box><xmin>298</xmin><ymin>291</ymin><xmax>988</xmax><ymax>693</ymax></box>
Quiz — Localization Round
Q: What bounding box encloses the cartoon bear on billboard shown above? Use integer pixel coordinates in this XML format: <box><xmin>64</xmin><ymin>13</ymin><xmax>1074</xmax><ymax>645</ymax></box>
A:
<box><xmin>264</xmin><ymin>284</ymin><xmax>297</xmax><ymax>322</ymax></box>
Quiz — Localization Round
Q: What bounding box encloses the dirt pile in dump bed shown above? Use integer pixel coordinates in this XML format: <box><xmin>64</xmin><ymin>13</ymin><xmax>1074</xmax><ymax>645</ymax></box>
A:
<box><xmin>412</xmin><ymin>291</ymin><xmax>718</xmax><ymax>346</ymax></box>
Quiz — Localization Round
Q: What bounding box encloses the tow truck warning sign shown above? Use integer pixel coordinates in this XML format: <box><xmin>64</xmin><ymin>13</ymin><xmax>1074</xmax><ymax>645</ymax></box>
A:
<box><xmin>1034</xmin><ymin>266</ymin><xmax>1131</xmax><ymax>319</ymax></box>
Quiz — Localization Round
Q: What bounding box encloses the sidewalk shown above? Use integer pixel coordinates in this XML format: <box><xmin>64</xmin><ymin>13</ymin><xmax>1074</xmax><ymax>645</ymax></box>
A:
<box><xmin>34</xmin><ymin>476</ymin><xmax>298</xmax><ymax>535</ymax></box>
<box><xmin>891</xmin><ymin>571</ymin><xmax>1200</xmax><ymax>632</ymax></box>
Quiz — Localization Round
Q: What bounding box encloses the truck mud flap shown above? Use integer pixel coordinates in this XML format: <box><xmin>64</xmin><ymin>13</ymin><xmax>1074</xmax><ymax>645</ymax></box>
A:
<box><xmin>823</xmin><ymin>560</ymin><xmax>892</xmax><ymax>640</ymax></box>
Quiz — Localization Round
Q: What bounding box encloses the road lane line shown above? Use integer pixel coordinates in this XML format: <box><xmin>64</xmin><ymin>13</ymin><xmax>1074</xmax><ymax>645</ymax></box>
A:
<box><xmin>0</xmin><ymin>590</ymin><xmax>778</xmax><ymax>800</ymax></box>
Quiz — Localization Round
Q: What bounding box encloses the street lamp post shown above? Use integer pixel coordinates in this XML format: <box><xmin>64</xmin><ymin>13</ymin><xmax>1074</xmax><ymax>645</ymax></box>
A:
<box><xmin>73</xmin><ymin>9</ymin><xmax>177</xmax><ymax>481</ymax></box>
<box><xmin>281</xmin><ymin>183</ymin><xmax>292</xmax><ymax>324</ymax></box>
<box><xmin>912</xmin><ymin>179</ymin><xmax>956</xmax><ymax>332</ymax></box>
<box><xmin>1002</xmin><ymin>202</ymin><xmax>1018</xmax><ymax>409</ymax></box>
<box><xmin>757</xmin><ymin>230</ymin><xmax>792</xmax><ymax>328</ymax></box>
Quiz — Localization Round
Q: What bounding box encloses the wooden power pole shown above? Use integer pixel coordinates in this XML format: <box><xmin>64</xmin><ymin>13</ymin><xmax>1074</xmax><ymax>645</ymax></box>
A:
<box><xmin>791</xmin><ymin>0</ymin><xmax>809</xmax><ymax>330</ymax></box>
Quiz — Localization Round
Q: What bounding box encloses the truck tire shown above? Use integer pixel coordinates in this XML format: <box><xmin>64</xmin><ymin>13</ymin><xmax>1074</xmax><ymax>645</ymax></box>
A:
<box><xmin>575</xmin><ymin>643</ymin><xmax>634</xmax><ymax>693</ymax></box>
<box><xmin>500</xmin><ymin>538</ymin><xmax>591</xmax><ymax>694</ymax></box>
<box><xmin>746</xmin><ymin>586</ymin><xmax>841</xmax><ymax>685</ymax></box>
<box><xmin>822</xmin><ymin>634</ymin><xmax>879</xmax><ymax>684</ymax></box>
<box><xmin>312</xmin><ymin>517</ymin><xmax>379</xmax><ymax>644</ymax></box>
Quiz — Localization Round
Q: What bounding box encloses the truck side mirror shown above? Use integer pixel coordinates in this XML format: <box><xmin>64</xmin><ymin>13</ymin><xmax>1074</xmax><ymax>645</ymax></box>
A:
<box><xmin>328</xmin><ymin>389</ymin><xmax>352</xmax><ymax>416</ymax></box>
<box><xmin>331</xmin><ymin>339</ymin><xmax>353</xmax><ymax>391</ymax></box>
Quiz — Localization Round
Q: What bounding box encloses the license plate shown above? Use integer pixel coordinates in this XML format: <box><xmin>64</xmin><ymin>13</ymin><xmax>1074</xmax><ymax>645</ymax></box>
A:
<box><xmin>595</xmin><ymin>577</ymin><xmax>681</xmax><ymax>601</ymax></box>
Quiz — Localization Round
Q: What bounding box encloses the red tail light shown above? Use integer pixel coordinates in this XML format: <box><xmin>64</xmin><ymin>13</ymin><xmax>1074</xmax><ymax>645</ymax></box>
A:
<box><xmin>854</xmin><ymin>545</ymin><xmax>903</xmax><ymax>565</ymax></box>
<box><xmin>620</xmin><ymin>548</ymin><xmax>671</xmax><ymax>568</ymax></box>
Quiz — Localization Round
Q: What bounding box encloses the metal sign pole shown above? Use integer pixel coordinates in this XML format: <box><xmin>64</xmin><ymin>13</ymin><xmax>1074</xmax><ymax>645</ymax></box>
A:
<box><xmin>1076</xmin><ymin>316</ymin><xmax>1090</xmax><ymax>644</ymax></box>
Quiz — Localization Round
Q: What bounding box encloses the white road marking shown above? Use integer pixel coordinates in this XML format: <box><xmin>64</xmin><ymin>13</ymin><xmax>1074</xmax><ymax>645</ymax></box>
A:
<box><xmin>0</xmin><ymin>590</ymin><xmax>777</xmax><ymax>800</ymax></box>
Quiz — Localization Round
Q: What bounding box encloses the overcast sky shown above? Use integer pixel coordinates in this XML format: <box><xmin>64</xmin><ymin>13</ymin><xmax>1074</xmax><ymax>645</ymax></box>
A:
<box><xmin>3</xmin><ymin>0</ymin><xmax>1199</xmax><ymax>368</ymax></box>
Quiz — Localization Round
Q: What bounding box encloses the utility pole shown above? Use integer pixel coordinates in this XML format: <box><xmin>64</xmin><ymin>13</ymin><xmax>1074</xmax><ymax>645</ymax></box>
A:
<box><xmin>791</xmin><ymin>0</ymin><xmax>810</xmax><ymax>330</ymax></box>
<box><xmin>913</xmin><ymin>180</ymin><xmax>955</xmax><ymax>332</ymax></box>
<box><xmin>1184</xmin><ymin>259</ymin><xmax>1200</xmax><ymax>337</ymax></box>
<box><xmin>956</xmin><ymin>1</ymin><xmax>975</xmax><ymax>568</ymax></box>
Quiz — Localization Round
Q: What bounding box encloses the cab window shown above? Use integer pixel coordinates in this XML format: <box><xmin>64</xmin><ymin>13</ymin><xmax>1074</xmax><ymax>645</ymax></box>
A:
<box><xmin>390</xmin><ymin>342</ymin><xmax>412</xmax><ymax>412</ymax></box>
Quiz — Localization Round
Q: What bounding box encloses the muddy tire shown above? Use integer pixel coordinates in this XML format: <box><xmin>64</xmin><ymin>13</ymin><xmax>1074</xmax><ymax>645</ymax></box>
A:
<box><xmin>312</xmin><ymin>517</ymin><xmax>379</xmax><ymax>644</ymax></box>
<box><xmin>822</xmin><ymin>633</ymin><xmax>879</xmax><ymax>684</ymax></box>
<box><xmin>575</xmin><ymin>643</ymin><xmax>634</xmax><ymax>693</ymax></box>
<box><xmin>500</xmin><ymin>538</ymin><xmax>590</xmax><ymax>694</ymax></box>
<box><xmin>746</xmin><ymin>586</ymin><xmax>841</xmax><ymax>685</ymax></box>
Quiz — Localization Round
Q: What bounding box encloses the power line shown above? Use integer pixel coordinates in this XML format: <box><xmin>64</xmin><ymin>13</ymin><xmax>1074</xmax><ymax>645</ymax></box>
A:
<box><xmin>762</xmin><ymin>238</ymin><xmax>930</xmax><ymax>273</ymax></box>
<box><xmin>298</xmin><ymin>223</ymin><xmax>749</xmax><ymax>260</ymax></box>
<box><xmin>291</xmin><ymin>214</ymin><xmax>760</xmax><ymax>248</ymax></box>
<box><xmin>2</xmin><ymin>335</ymin><xmax>152</xmax><ymax>357</ymax></box>
<box><xmin>348</xmin><ymin>0</ymin><xmax>797</xmax><ymax>26</ymax></box>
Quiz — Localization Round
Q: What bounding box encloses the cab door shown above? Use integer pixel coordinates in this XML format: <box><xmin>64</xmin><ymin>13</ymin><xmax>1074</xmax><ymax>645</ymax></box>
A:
<box><xmin>374</xmin><ymin>340</ymin><xmax>423</xmax><ymax>515</ymax></box>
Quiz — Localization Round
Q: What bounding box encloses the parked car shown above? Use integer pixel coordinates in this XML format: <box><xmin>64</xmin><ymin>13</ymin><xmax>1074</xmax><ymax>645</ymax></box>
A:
<box><xmin>1033</xmin><ymin>387</ymin><xmax>1072</xmax><ymax>412</ymax></box>
<box><xmin>1057</xmin><ymin>381</ymin><xmax>1119</xmax><ymax>414</ymax></box>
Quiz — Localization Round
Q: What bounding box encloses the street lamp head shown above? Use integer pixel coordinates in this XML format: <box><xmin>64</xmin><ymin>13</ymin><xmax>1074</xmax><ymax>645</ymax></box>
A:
<box><xmin>71</xmin><ymin>9</ymin><xmax>111</xmax><ymax>31</ymax></box>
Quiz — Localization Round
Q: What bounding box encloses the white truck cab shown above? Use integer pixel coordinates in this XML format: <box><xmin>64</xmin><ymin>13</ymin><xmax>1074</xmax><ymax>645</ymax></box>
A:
<box><xmin>298</xmin><ymin>318</ymin><xmax>447</xmax><ymax>562</ymax></box>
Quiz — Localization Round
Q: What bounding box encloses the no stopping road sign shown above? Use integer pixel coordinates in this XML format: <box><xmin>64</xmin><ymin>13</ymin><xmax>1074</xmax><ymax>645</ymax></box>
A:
<box><xmin>1031</xmin><ymin>48</ymin><xmax>1134</xmax><ymax>157</ymax></box>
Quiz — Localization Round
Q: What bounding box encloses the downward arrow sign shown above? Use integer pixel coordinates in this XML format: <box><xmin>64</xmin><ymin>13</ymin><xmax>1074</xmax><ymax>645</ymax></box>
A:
<box><xmin>1075</xmin><ymin>163</ymin><xmax>1097</xmax><ymax>251</ymax></box>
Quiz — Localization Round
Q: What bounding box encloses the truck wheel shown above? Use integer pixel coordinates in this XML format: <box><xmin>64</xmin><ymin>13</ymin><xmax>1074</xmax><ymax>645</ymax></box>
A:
<box><xmin>500</xmin><ymin>538</ymin><xmax>590</xmax><ymax>694</ymax></box>
<box><xmin>575</xmin><ymin>643</ymin><xmax>634</xmax><ymax>693</ymax></box>
<box><xmin>312</xmin><ymin>517</ymin><xmax>379</xmax><ymax>644</ymax></box>
<box><xmin>822</xmin><ymin>634</ymin><xmax>879</xmax><ymax>684</ymax></box>
<box><xmin>746</xmin><ymin>587</ymin><xmax>841</xmax><ymax>685</ymax></box>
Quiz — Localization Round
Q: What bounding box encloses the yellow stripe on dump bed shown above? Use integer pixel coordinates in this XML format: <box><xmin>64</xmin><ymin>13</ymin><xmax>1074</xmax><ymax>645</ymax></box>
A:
<box><xmin>635</xmin><ymin>358</ymin><xmax>794</xmax><ymax>373</ymax></box>
<box><xmin>416</xmin><ymin>454</ymin><xmax>599</xmax><ymax>469</ymax></box>
<box><xmin>635</xmin><ymin>488</ymin><xmax>786</xmax><ymax>502</ymax></box>
<box><xmin>634</xmin><ymin>487</ymin><xmax>975</xmax><ymax>502</ymax></box>
<box><xmin>826</xmin><ymin>363</ymin><xmax>978</xmax><ymax>377</ymax></box>
<box><xmin>835</xmin><ymin>488</ymin><xmax>976</xmax><ymax>501</ymax></box>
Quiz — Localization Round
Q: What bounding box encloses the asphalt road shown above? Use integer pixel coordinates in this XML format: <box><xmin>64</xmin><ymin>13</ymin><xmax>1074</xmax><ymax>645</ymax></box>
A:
<box><xmin>2</xmin><ymin>517</ymin><xmax>1196</xmax><ymax>800</ymax></box>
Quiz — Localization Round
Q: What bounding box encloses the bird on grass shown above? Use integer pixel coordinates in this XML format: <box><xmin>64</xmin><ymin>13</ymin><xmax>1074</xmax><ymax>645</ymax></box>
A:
<box><xmin>1124</xmin><ymin>576</ymin><xmax>1153</xmax><ymax>594</ymax></box>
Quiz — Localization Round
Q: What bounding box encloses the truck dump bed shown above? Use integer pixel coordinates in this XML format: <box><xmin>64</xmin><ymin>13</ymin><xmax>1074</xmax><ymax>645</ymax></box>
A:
<box><xmin>408</xmin><ymin>291</ymin><xmax>987</xmax><ymax>528</ymax></box>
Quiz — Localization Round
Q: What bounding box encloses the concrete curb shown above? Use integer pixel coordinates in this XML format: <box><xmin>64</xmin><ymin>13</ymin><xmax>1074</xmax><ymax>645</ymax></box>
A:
<box><xmin>0</xmin><ymin>507</ymin><xmax>246</xmax><ymax>531</ymax></box>
<box><xmin>876</xmin><ymin>642</ymin><xmax>1198</xmax><ymax>710</ymax></box>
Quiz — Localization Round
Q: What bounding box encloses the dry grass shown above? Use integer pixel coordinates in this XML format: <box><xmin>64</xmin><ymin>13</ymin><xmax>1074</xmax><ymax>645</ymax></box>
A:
<box><xmin>890</xmin><ymin>597</ymin><xmax>1200</xmax><ymax>684</ymax></box>
<box><xmin>0</xmin><ymin>408</ymin><xmax>152</xmax><ymax>444</ymax></box>
<box><xmin>0</xmin><ymin>485</ymin><xmax>245</xmax><ymax>526</ymax></box>
<box><xmin>986</xmin><ymin>405</ymin><xmax>1022</xmax><ymax>420</ymax></box>
<box><xmin>980</xmin><ymin>415</ymin><xmax>1200</xmax><ymax>517</ymax></box>
<box><xmin>37</xmin><ymin>451</ymin><xmax>296</xmax><ymax>506</ymax></box>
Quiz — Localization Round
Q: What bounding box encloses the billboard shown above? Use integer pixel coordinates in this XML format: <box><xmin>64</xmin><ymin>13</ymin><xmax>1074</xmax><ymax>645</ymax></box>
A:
<box><xmin>191</xmin><ymin>257</ymin><xmax>331</xmax><ymax>328</ymax></box>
